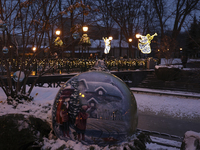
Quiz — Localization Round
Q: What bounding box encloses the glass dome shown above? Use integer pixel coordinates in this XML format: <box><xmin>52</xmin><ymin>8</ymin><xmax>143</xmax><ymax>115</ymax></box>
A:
<box><xmin>52</xmin><ymin>71</ymin><xmax>138</xmax><ymax>146</ymax></box>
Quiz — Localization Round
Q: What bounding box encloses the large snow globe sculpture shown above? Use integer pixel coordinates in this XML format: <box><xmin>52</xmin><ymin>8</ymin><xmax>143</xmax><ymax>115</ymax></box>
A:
<box><xmin>52</xmin><ymin>71</ymin><xmax>138</xmax><ymax>146</ymax></box>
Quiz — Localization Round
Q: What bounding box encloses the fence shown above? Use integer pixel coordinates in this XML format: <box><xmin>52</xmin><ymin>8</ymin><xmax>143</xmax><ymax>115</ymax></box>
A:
<box><xmin>0</xmin><ymin>58</ymin><xmax>159</xmax><ymax>75</ymax></box>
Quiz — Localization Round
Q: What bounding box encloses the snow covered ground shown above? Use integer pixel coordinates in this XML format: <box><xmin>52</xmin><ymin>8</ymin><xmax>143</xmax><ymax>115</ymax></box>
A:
<box><xmin>0</xmin><ymin>84</ymin><xmax>200</xmax><ymax>149</ymax></box>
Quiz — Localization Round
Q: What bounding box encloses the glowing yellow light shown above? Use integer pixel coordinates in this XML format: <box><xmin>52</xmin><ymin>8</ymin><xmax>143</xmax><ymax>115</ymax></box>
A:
<box><xmin>83</xmin><ymin>26</ymin><xmax>88</xmax><ymax>32</ymax></box>
<box><xmin>136</xmin><ymin>34</ymin><xmax>141</xmax><ymax>39</ymax></box>
<box><xmin>81</xmin><ymin>94</ymin><xmax>85</xmax><ymax>97</ymax></box>
<box><xmin>109</xmin><ymin>36</ymin><xmax>113</xmax><ymax>40</ymax></box>
<box><xmin>180</xmin><ymin>48</ymin><xmax>182</xmax><ymax>51</ymax></box>
<box><xmin>31</xmin><ymin>71</ymin><xmax>36</xmax><ymax>75</ymax></box>
<box><xmin>158</xmin><ymin>49</ymin><xmax>160</xmax><ymax>51</ymax></box>
<box><xmin>32</xmin><ymin>47</ymin><xmax>36</xmax><ymax>52</ymax></box>
<box><xmin>128</xmin><ymin>38</ymin><xmax>132</xmax><ymax>42</ymax></box>
<box><xmin>55</xmin><ymin>30</ymin><xmax>61</xmax><ymax>36</ymax></box>
<box><xmin>137</xmin><ymin>33</ymin><xmax>157</xmax><ymax>54</ymax></box>
<box><xmin>79</xmin><ymin>93</ymin><xmax>82</xmax><ymax>95</ymax></box>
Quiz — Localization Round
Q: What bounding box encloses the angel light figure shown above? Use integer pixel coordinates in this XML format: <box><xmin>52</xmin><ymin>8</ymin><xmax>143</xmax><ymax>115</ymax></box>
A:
<box><xmin>103</xmin><ymin>37</ymin><xmax>112</xmax><ymax>54</ymax></box>
<box><xmin>138</xmin><ymin>33</ymin><xmax>157</xmax><ymax>54</ymax></box>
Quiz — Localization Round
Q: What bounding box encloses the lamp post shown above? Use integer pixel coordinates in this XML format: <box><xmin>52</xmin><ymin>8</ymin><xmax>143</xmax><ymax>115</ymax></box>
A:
<box><xmin>136</xmin><ymin>34</ymin><xmax>141</xmax><ymax>58</ymax></box>
<box><xmin>180</xmin><ymin>47</ymin><xmax>182</xmax><ymax>57</ymax></box>
<box><xmin>55</xmin><ymin>29</ymin><xmax>64</xmax><ymax>59</ymax></box>
<box><xmin>128</xmin><ymin>38</ymin><xmax>133</xmax><ymax>58</ymax></box>
<box><xmin>32</xmin><ymin>46</ymin><xmax>37</xmax><ymax>75</ymax></box>
<box><xmin>79</xmin><ymin>26</ymin><xmax>91</xmax><ymax>58</ymax></box>
<box><xmin>32</xmin><ymin>46</ymin><xmax>36</xmax><ymax>53</ymax></box>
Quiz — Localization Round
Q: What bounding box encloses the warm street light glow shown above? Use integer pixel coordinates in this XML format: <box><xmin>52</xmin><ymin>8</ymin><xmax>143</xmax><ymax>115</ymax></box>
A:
<box><xmin>83</xmin><ymin>26</ymin><xmax>88</xmax><ymax>32</ymax></box>
<box><xmin>109</xmin><ymin>36</ymin><xmax>113</xmax><ymax>40</ymax></box>
<box><xmin>129</xmin><ymin>38</ymin><xmax>132</xmax><ymax>42</ymax></box>
<box><xmin>180</xmin><ymin>47</ymin><xmax>182</xmax><ymax>51</ymax></box>
<box><xmin>136</xmin><ymin>34</ymin><xmax>141</xmax><ymax>38</ymax></box>
<box><xmin>55</xmin><ymin>29</ymin><xmax>61</xmax><ymax>36</ymax></box>
<box><xmin>32</xmin><ymin>46</ymin><xmax>36</xmax><ymax>52</ymax></box>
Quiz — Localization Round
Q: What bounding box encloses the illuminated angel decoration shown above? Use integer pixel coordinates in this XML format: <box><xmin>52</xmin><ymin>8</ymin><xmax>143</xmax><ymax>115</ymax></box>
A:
<box><xmin>54</xmin><ymin>37</ymin><xmax>63</xmax><ymax>46</ymax></box>
<box><xmin>138</xmin><ymin>33</ymin><xmax>157</xmax><ymax>54</ymax></box>
<box><xmin>79</xmin><ymin>34</ymin><xmax>91</xmax><ymax>46</ymax></box>
<box><xmin>103</xmin><ymin>37</ymin><xmax>112</xmax><ymax>54</ymax></box>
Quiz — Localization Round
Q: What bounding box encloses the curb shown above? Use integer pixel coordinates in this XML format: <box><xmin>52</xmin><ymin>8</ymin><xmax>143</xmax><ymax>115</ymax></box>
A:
<box><xmin>130</xmin><ymin>88</ymin><xmax>200</xmax><ymax>99</ymax></box>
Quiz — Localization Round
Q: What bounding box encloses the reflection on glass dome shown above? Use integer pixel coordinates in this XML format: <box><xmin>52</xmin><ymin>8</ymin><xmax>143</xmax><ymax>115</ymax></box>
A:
<box><xmin>52</xmin><ymin>71</ymin><xmax>138</xmax><ymax>146</ymax></box>
<box><xmin>13</xmin><ymin>71</ymin><xmax>25</xmax><ymax>82</ymax></box>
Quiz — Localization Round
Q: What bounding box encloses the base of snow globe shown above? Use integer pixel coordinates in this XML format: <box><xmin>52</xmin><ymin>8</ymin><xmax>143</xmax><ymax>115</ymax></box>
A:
<box><xmin>52</xmin><ymin>71</ymin><xmax>138</xmax><ymax>146</ymax></box>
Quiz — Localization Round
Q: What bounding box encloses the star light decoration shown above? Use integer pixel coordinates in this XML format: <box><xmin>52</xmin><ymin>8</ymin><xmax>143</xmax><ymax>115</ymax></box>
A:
<box><xmin>137</xmin><ymin>33</ymin><xmax>157</xmax><ymax>54</ymax></box>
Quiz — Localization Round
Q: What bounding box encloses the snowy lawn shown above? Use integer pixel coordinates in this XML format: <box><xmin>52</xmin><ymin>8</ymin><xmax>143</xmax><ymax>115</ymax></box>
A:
<box><xmin>0</xmin><ymin>85</ymin><xmax>199</xmax><ymax>149</ymax></box>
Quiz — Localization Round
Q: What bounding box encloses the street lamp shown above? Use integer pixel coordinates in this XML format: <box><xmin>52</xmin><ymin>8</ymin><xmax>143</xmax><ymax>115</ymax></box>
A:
<box><xmin>82</xmin><ymin>26</ymin><xmax>88</xmax><ymax>32</ymax></box>
<box><xmin>54</xmin><ymin>29</ymin><xmax>63</xmax><ymax>58</ymax></box>
<box><xmin>136</xmin><ymin>34</ymin><xmax>141</xmax><ymax>39</ymax></box>
<box><xmin>79</xmin><ymin>26</ymin><xmax>91</xmax><ymax>58</ymax></box>
<box><xmin>136</xmin><ymin>34</ymin><xmax>141</xmax><ymax>58</ymax></box>
<box><xmin>55</xmin><ymin>29</ymin><xmax>61</xmax><ymax>36</ymax></box>
<box><xmin>128</xmin><ymin>38</ymin><xmax>133</xmax><ymax>58</ymax></box>
<box><xmin>32</xmin><ymin>46</ymin><xmax>36</xmax><ymax>52</ymax></box>
<box><xmin>32</xmin><ymin>46</ymin><xmax>37</xmax><ymax>75</ymax></box>
<box><xmin>109</xmin><ymin>36</ymin><xmax>113</xmax><ymax>41</ymax></box>
<box><xmin>180</xmin><ymin>47</ymin><xmax>182</xmax><ymax>57</ymax></box>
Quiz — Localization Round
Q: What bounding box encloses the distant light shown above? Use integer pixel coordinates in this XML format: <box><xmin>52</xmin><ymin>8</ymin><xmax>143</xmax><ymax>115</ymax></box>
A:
<box><xmin>32</xmin><ymin>46</ymin><xmax>36</xmax><ymax>52</ymax></box>
<box><xmin>158</xmin><ymin>49</ymin><xmax>160</xmax><ymax>51</ymax></box>
<box><xmin>129</xmin><ymin>38</ymin><xmax>132</xmax><ymax>42</ymax></box>
<box><xmin>81</xmin><ymin>94</ymin><xmax>85</xmax><ymax>97</ymax></box>
<box><xmin>109</xmin><ymin>36</ymin><xmax>113</xmax><ymax>40</ymax></box>
<box><xmin>180</xmin><ymin>47</ymin><xmax>182</xmax><ymax>51</ymax></box>
<box><xmin>83</xmin><ymin>26</ymin><xmax>88</xmax><ymax>32</ymax></box>
<box><xmin>136</xmin><ymin>34</ymin><xmax>141</xmax><ymax>38</ymax></box>
<box><xmin>55</xmin><ymin>30</ymin><xmax>61</xmax><ymax>36</ymax></box>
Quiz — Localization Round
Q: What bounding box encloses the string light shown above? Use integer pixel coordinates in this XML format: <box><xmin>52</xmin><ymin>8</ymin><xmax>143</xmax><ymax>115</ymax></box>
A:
<box><xmin>137</xmin><ymin>33</ymin><xmax>157</xmax><ymax>54</ymax></box>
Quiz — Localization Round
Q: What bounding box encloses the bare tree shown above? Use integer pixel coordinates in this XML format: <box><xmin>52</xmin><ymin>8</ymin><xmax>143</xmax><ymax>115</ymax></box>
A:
<box><xmin>0</xmin><ymin>0</ymin><xmax>92</xmax><ymax>104</ymax></box>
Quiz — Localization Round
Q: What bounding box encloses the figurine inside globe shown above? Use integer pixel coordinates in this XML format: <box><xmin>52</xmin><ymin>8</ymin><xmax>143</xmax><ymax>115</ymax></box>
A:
<box><xmin>52</xmin><ymin>71</ymin><xmax>138</xmax><ymax>146</ymax></box>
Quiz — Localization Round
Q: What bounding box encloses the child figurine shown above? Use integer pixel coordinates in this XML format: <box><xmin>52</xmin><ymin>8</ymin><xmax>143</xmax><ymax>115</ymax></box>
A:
<box><xmin>75</xmin><ymin>105</ymin><xmax>90</xmax><ymax>141</ymax></box>
<box><xmin>60</xmin><ymin>104</ymin><xmax>70</xmax><ymax>137</ymax></box>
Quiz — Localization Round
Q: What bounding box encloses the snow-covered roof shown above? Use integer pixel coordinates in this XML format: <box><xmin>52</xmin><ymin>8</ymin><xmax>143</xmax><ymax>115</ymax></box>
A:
<box><xmin>90</xmin><ymin>39</ymin><xmax>135</xmax><ymax>48</ymax></box>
